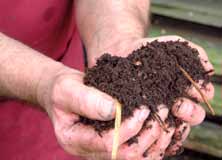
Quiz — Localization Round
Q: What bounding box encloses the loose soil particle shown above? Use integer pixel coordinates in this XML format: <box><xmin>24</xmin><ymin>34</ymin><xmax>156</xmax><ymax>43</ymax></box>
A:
<box><xmin>80</xmin><ymin>40</ymin><xmax>210</xmax><ymax>133</ymax></box>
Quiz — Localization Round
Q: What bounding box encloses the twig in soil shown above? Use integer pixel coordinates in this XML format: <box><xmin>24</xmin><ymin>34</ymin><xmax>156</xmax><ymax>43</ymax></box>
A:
<box><xmin>111</xmin><ymin>101</ymin><xmax>122</xmax><ymax>160</ymax></box>
<box><xmin>152</xmin><ymin>113</ymin><xmax>169</xmax><ymax>132</ymax></box>
<box><xmin>176</xmin><ymin>64</ymin><xmax>215</xmax><ymax>115</ymax></box>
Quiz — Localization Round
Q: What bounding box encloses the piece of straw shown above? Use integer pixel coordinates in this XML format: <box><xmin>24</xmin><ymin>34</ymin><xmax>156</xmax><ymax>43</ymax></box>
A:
<box><xmin>111</xmin><ymin>101</ymin><xmax>122</xmax><ymax>160</ymax></box>
<box><xmin>177</xmin><ymin>64</ymin><xmax>215</xmax><ymax>115</ymax></box>
<box><xmin>152</xmin><ymin>113</ymin><xmax>168</xmax><ymax>132</ymax></box>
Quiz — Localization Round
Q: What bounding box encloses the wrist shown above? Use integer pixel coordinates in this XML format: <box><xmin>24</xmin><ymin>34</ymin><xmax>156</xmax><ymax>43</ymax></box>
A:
<box><xmin>76</xmin><ymin>0</ymin><xmax>150</xmax><ymax>67</ymax></box>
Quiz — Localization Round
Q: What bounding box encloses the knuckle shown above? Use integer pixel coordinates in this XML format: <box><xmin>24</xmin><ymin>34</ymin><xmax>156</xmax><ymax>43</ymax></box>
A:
<box><xmin>51</xmin><ymin>76</ymin><xmax>71</xmax><ymax>104</ymax></box>
<box><xmin>158</xmin><ymin>108</ymin><xmax>169</xmax><ymax>121</ymax></box>
<box><xmin>126</xmin><ymin>123</ymin><xmax>140</xmax><ymax>136</ymax></box>
<box><xmin>85</xmin><ymin>88</ymin><xmax>102</xmax><ymax>108</ymax></box>
<box><xmin>94</xmin><ymin>95</ymin><xmax>104</xmax><ymax>109</ymax></box>
<box><xmin>54</xmin><ymin>126</ymin><xmax>71</xmax><ymax>146</ymax></box>
<box><xmin>54</xmin><ymin>127</ymin><xmax>81</xmax><ymax>156</ymax></box>
<box><xmin>51</xmin><ymin>82</ymin><xmax>61</xmax><ymax>104</ymax></box>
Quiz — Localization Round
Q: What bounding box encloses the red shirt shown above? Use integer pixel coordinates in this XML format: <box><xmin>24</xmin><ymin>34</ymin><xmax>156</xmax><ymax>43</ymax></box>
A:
<box><xmin>0</xmin><ymin>0</ymin><xmax>84</xmax><ymax>159</ymax></box>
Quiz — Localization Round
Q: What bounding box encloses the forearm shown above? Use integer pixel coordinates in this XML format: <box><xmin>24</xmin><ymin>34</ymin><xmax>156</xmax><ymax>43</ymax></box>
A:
<box><xmin>75</xmin><ymin>0</ymin><xmax>150</xmax><ymax>65</ymax></box>
<box><xmin>0</xmin><ymin>33</ymin><xmax>66</xmax><ymax>106</ymax></box>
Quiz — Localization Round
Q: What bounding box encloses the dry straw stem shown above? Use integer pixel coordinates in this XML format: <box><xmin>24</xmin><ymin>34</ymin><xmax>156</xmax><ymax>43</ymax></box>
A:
<box><xmin>177</xmin><ymin>64</ymin><xmax>215</xmax><ymax>115</ymax></box>
<box><xmin>111</xmin><ymin>101</ymin><xmax>122</xmax><ymax>160</ymax></box>
<box><xmin>152</xmin><ymin>113</ymin><xmax>169</xmax><ymax>132</ymax></box>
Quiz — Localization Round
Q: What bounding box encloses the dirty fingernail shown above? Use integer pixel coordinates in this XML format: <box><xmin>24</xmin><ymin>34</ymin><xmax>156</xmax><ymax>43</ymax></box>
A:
<box><xmin>99</xmin><ymin>99</ymin><xmax>116</xmax><ymax>120</ymax></box>
<box><xmin>139</xmin><ymin>106</ymin><xmax>150</xmax><ymax>122</ymax></box>
<box><xmin>177</xmin><ymin>102</ymin><xmax>193</xmax><ymax>117</ymax></box>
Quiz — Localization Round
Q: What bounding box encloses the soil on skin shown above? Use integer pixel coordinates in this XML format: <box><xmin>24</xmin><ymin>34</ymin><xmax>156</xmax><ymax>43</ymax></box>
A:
<box><xmin>80</xmin><ymin>40</ymin><xmax>210</xmax><ymax>133</ymax></box>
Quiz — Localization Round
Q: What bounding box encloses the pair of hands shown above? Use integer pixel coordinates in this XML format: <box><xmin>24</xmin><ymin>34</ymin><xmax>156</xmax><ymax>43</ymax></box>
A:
<box><xmin>38</xmin><ymin>36</ymin><xmax>214</xmax><ymax>160</ymax></box>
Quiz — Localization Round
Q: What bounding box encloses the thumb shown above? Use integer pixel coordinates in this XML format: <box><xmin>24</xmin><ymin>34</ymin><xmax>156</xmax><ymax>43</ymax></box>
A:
<box><xmin>52</xmin><ymin>77</ymin><xmax>116</xmax><ymax>121</ymax></box>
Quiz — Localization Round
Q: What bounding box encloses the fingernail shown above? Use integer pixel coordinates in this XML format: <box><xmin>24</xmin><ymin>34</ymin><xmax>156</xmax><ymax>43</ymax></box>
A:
<box><xmin>99</xmin><ymin>99</ymin><xmax>115</xmax><ymax>120</ymax></box>
<box><xmin>177</xmin><ymin>102</ymin><xmax>193</xmax><ymax>116</ymax></box>
<box><xmin>138</xmin><ymin>106</ymin><xmax>150</xmax><ymax>122</ymax></box>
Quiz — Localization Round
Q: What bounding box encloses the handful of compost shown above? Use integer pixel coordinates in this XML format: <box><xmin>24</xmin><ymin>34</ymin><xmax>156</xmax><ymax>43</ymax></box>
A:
<box><xmin>81</xmin><ymin>40</ymin><xmax>214</xmax><ymax>159</ymax></box>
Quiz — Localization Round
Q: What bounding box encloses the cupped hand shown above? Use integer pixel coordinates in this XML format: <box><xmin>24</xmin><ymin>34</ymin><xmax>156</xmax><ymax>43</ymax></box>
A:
<box><xmin>37</xmin><ymin>67</ymin><xmax>152</xmax><ymax>160</ymax></box>
<box><xmin>87</xmin><ymin>35</ymin><xmax>214</xmax><ymax>159</ymax></box>
<box><xmin>37</xmin><ymin>35</ymin><xmax>214</xmax><ymax>160</ymax></box>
